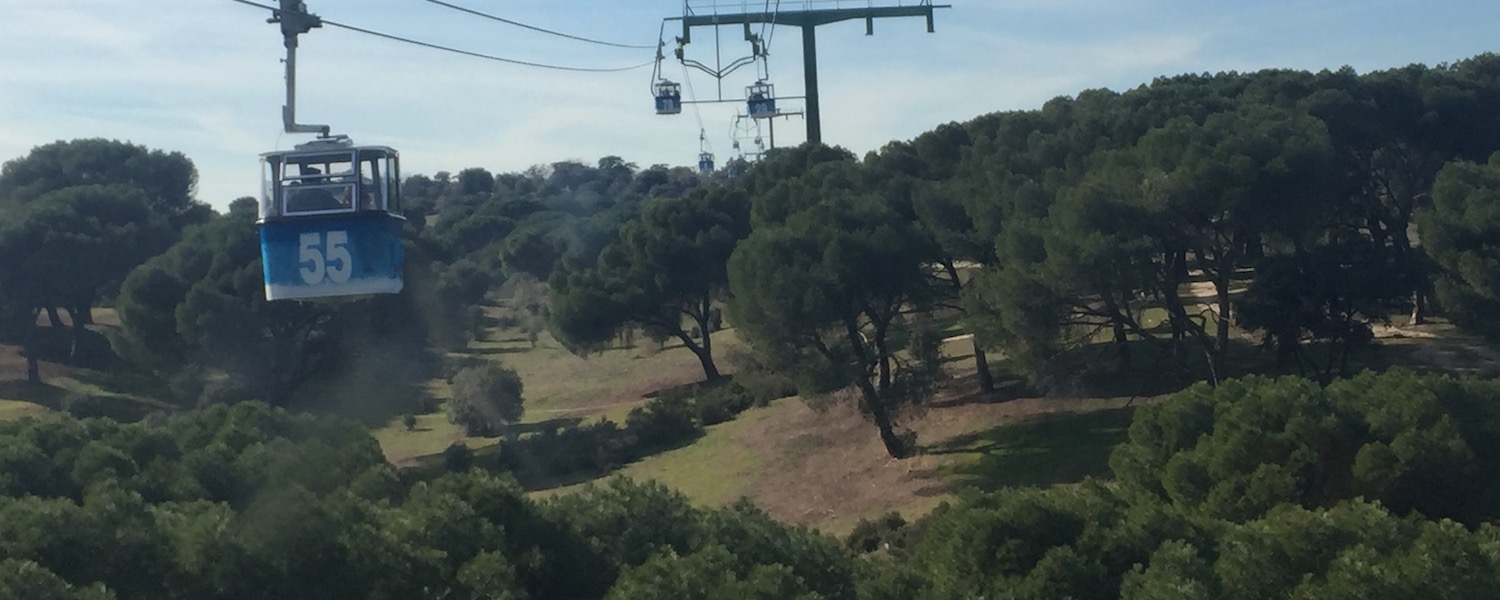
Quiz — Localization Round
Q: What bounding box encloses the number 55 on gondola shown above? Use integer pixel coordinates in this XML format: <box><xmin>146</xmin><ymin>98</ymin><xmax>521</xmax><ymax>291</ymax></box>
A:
<box><xmin>258</xmin><ymin>140</ymin><xmax>405</xmax><ymax>301</ymax></box>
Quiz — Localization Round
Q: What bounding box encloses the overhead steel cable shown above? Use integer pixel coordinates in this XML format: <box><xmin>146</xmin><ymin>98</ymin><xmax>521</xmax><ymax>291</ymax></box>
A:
<box><xmin>227</xmin><ymin>0</ymin><xmax>653</xmax><ymax>72</ymax></box>
<box><xmin>419</xmin><ymin>0</ymin><xmax>655</xmax><ymax>50</ymax></box>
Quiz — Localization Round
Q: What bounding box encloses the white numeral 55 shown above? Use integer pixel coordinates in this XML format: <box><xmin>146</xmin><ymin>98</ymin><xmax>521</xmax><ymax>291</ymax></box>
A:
<box><xmin>298</xmin><ymin>231</ymin><xmax>353</xmax><ymax>285</ymax></box>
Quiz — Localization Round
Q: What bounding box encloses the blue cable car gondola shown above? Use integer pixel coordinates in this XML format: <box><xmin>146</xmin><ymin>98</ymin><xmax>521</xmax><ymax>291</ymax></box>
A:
<box><xmin>259</xmin><ymin>137</ymin><xmax>405</xmax><ymax>301</ymax></box>
<box><xmin>654</xmin><ymin>79</ymin><xmax>683</xmax><ymax>115</ymax></box>
<box><xmin>747</xmin><ymin>80</ymin><xmax>777</xmax><ymax>119</ymax></box>
<box><xmin>698</xmin><ymin>151</ymin><xmax>715</xmax><ymax>174</ymax></box>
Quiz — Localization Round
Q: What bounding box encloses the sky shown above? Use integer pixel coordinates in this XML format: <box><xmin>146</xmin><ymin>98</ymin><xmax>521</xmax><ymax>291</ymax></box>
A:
<box><xmin>1</xmin><ymin>0</ymin><xmax>1496</xmax><ymax>211</ymax></box>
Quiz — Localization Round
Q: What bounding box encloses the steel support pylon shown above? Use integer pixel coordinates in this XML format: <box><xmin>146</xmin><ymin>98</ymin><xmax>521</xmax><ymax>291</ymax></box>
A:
<box><xmin>674</xmin><ymin>2</ymin><xmax>948</xmax><ymax>146</ymax></box>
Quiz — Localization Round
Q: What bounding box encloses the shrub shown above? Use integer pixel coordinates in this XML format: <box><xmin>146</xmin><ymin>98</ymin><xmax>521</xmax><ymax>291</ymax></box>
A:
<box><xmin>443</xmin><ymin>442</ymin><xmax>475</xmax><ymax>472</ymax></box>
<box><xmin>62</xmin><ymin>394</ymin><xmax>148</xmax><ymax>423</ymax></box>
<box><xmin>448</xmin><ymin>364</ymin><xmax>525</xmax><ymax>437</ymax></box>
<box><xmin>694</xmin><ymin>382</ymin><xmax>756</xmax><ymax>426</ymax></box>
<box><xmin>846</xmin><ymin>512</ymin><xmax>909</xmax><ymax>555</ymax></box>
<box><xmin>723</xmin><ymin>347</ymin><xmax>798</xmax><ymax>406</ymax></box>
<box><xmin>624</xmin><ymin>395</ymin><xmax>702</xmax><ymax>457</ymax></box>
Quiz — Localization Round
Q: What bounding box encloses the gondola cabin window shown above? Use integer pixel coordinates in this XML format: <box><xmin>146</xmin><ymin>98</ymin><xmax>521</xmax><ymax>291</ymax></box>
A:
<box><xmin>281</xmin><ymin>152</ymin><xmax>355</xmax><ymax>215</ymax></box>
<box><xmin>261</xmin><ymin>148</ymin><xmax>401</xmax><ymax>220</ymax></box>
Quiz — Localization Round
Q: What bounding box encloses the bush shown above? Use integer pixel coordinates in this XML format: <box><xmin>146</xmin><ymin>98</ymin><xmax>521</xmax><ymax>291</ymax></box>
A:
<box><xmin>61</xmin><ymin>394</ymin><xmax>148</xmax><ymax>423</ymax></box>
<box><xmin>846</xmin><ymin>512</ymin><xmax>910</xmax><ymax>555</ymax></box>
<box><xmin>487</xmin><ymin>382</ymin><xmax>756</xmax><ymax>482</ymax></box>
<box><xmin>624</xmin><ymin>395</ymin><xmax>702</xmax><ymax>457</ymax></box>
<box><xmin>448</xmin><ymin>364</ymin><xmax>525</xmax><ymax>437</ymax></box>
<box><xmin>723</xmin><ymin>347</ymin><xmax>798</xmax><ymax>406</ymax></box>
<box><xmin>694</xmin><ymin>382</ymin><xmax>757</xmax><ymax>426</ymax></box>
<box><xmin>443</xmin><ymin>442</ymin><xmax>475</xmax><ymax>472</ymax></box>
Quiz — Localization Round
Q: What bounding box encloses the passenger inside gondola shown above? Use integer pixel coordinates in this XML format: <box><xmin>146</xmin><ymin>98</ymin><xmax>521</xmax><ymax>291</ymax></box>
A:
<box><xmin>285</xmin><ymin>164</ymin><xmax>351</xmax><ymax>213</ymax></box>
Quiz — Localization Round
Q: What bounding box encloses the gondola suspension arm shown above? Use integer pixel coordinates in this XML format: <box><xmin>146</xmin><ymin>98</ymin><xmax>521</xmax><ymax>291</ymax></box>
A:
<box><xmin>270</xmin><ymin>0</ymin><xmax>332</xmax><ymax>137</ymax></box>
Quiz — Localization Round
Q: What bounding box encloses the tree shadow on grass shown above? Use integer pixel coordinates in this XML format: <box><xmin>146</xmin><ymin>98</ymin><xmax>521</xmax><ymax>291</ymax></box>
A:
<box><xmin>0</xmin><ymin>379</ymin><xmax>166</xmax><ymax>422</ymax></box>
<box><xmin>928</xmin><ymin>374</ymin><xmax>1040</xmax><ymax>409</ymax></box>
<box><xmin>465</xmin><ymin>345</ymin><xmax>533</xmax><ymax>356</ymax></box>
<box><xmin>504</xmin><ymin>417</ymin><xmax>583</xmax><ymax>436</ymax></box>
<box><xmin>0</xmin><ymin>380</ymin><xmax>67</xmax><ymax>410</ymax></box>
<box><xmin>931</xmin><ymin>407</ymin><xmax>1135</xmax><ymax>493</ymax></box>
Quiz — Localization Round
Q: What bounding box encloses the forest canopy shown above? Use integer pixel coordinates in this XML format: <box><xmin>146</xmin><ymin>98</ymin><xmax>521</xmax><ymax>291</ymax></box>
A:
<box><xmin>6</xmin><ymin>53</ymin><xmax>1500</xmax><ymax>598</ymax></box>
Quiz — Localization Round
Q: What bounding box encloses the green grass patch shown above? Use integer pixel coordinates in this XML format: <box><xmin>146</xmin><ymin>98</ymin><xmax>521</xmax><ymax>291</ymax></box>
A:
<box><xmin>0</xmin><ymin>371</ymin><xmax>171</xmax><ymax>421</ymax></box>
<box><xmin>473</xmin><ymin>327</ymin><xmax>739</xmax><ymax>419</ymax></box>
<box><xmin>936</xmin><ymin>406</ymin><xmax>1135</xmax><ymax>493</ymax></box>
<box><xmin>539</xmin><ymin>403</ymin><xmax>776</xmax><ymax>506</ymax></box>
<box><xmin>374</xmin><ymin>325</ymin><xmax>736</xmax><ymax>465</ymax></box>
<box><xmin>371</xmin><ymin>412</ymin><xmax>483</xmax><ymax>465</ymax></box>
<box><xmin>0</xmin><ymin>399</ymin><xmax>50</xmax><ymax>421</ymax></box>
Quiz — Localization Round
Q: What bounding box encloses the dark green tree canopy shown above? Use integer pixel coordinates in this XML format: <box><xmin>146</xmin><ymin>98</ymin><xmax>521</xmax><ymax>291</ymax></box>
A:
<box><xmin>729</xmin><ymin>192</ymin><xmax>939</xmax><ymax>457</ymax></box>
<box><xmin>0</xmin><ymin>138</ymin><xmax>207</xmax><ymax>227</ymax></box>
<box><xmin>0</xmin><ymin>184</ymin><xmax>173</xmax><ymax>312</ymax></box>
<box><xmin>1421</xmin><ymin>153</ymin><xmax>1500</xmax><ymax>339</ymax></box>
<box><xmin>548</xmin><ymin>186</ymin><xmax>751</xmax><ymax>381</ymax></box>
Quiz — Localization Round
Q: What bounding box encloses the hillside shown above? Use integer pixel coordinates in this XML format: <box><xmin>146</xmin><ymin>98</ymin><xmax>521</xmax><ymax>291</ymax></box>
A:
<box><xmin>7</xmin><ymin>308</ymin><xmax>1499</xmax><ymax>535</ymax></box>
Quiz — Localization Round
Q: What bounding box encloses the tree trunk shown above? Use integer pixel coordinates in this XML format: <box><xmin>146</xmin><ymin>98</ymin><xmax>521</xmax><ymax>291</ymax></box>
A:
<box><xmin>676</xmin><ymin>330</ymin><xmax>721</xmax><ymax>383</ymax></box>
<box><xmin>45</xmin><ymin>306</ymin><xmax>62</xmax><ymax>328</ymax></box>
<box><xmin>1214</xmin><ymin>270</ymin><xmax>1231</xmax><ymax>379</ymax></box>
<box><xmin>1113</xmin><ymin>319</ymin><xmax>1130</xmax><ymax>369</ymax></box>
<box><xmin>972</xmin><ymin>340</ymin><xmax>995</xmax><ymax>393</ymax></box>
<box><xmin>944</xmin><ymin>259</ymin><xmax>994</xmax><ymax>393</ymax></box>
<box><xmin>71</xmin><ymin>304</ymin><xmax>94</xmax><ymax>326</ymax></box>
<box><xmin>64</xmin><ymin>307</ymin><xmax>88</xmax><ymax>365</ymax></box>
<box><xmin>24</xmin><ymin>309</ymin><xmax>41</xmax><ymax>383</ymax></box>
<box><xmin>687</xmin><ymin>297</ymin><xmax>722</xmax><ymax>382</ymax></box>
<box><xmin>1409</xmin><ymin>290</ymin><xmax>1427</xmax><ymax>326</ymax></box>
<box><xmin>692</xmin><ymin>344</ymin><xmax>721</xmax><ymax>382</ymax></box>
<box><xmin>856</xmin><ymin>378</ymin><xmax>909</xmax><ymax>459</ymax></box>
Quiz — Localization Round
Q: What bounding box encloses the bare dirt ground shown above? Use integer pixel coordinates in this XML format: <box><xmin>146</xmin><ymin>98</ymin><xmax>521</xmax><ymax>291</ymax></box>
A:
<box><xmin>0</xmin><ymin>345</ymin><xmax>65</xmax><ymax>387</ymax></box>
<box><xmin>659</xmin><ymin>322</ymin><xmax>1500</xmax><ymax>534</ymax></box>
<box><xmin>725</xmin><ymin>378</ymin><xmax>1130</xmax><ymax>533</ymax></box>
<box><xmin>1375</xmin><ymin>322</ymin><xmax>1500</xmax><ymax>378</ymax></box>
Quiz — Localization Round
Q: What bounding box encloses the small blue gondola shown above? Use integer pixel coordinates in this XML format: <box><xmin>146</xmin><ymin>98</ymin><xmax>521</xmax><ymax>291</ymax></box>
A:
<box><xmin>258</xmin><ymin>137</ymin><xmax>405</xmax><ymax>301</ymax></box>
<box><xmin>655</xmin><ymin>80</ymin><xmax>683</xmax><ymax>115</ymax></box>
<box><xmin>698</xmin><ymin>151</ymin><xmax>715</xmax><ymax>174</ymax></box>
<box><xmin>746</xmin><ymin>80</ymin><xmax>776</xmax><ymax>119</ymax></box>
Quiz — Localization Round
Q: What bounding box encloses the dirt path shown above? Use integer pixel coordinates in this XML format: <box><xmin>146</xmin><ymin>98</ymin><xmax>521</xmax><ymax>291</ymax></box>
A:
<box><xmin>1375</xmin><ymin>323</ymin><xmax>1500</xmax><ymax>378</ymax></box>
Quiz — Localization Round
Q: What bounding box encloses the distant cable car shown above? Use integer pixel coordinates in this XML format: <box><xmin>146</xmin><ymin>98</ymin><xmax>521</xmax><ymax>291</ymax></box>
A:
<box><xmin>258</xmin><ymin>136</ymin><xmax>405</xmax><ymax>301</ymax></box>
<box><xmin>747</xmin><ymin>80</ymin><xmax>776</xmax><ymax>119</ymax></box>
<box><xmin>654</xmin><ymin>79</ymin><xmax>683</xmax><ymax>115</ymax></box>
<box><xmin>698</xmin><ymin>151</ymin><xmax>715</xmax><ymax>174</ymax></box>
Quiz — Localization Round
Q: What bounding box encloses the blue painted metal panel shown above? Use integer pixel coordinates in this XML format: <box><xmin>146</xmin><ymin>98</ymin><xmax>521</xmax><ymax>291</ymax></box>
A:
<box><xmin>260</xmin><ymin>213</ymin><xmax>404</xmax><ymax>301</ymax></box>
<box><xmin>748</xmin><ymin>97</ymin><xmax>776</xmax><ymax>118</ymax></box>
<box><xmin>656</xmin><ymin>95</ymin><xmax>682</xmax><ymax>115</ymax></box>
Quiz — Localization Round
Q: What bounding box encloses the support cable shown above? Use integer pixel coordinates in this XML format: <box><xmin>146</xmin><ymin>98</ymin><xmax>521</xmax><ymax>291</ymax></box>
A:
<box><xmin>681</xmin><ymin>61</ymin><xmax>706</xmax><ymax>135</ymax></box>
<box><xmin>418</xmin><ymin>0</ymin><xmax>655</xmax><ymax>50</ymax></box>
<box><xmin>765</xmin><ymin>0</ymin><xmax>781</xmax><ymax>53</ymax></box>
<box><xmin>651</xmin><ymin>19</ymin><xmax>669</xmax><ymax>93</ymax></box>
<box><xmin>680</xmin><ymin>61</ymin><xmax>712</xmax><ymax>158</ymax></box>
<box><xmin>228</xmin><ymin>0</ymin><xmax>653</xmax><ymax>72</ymax></box>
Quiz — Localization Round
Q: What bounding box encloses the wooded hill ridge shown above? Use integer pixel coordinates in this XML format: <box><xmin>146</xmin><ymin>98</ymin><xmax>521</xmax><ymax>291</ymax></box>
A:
<box><xmin>2</xmin><ymin>54</ymin><xmax>1500</xmax><ymax>598</ymax></box>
